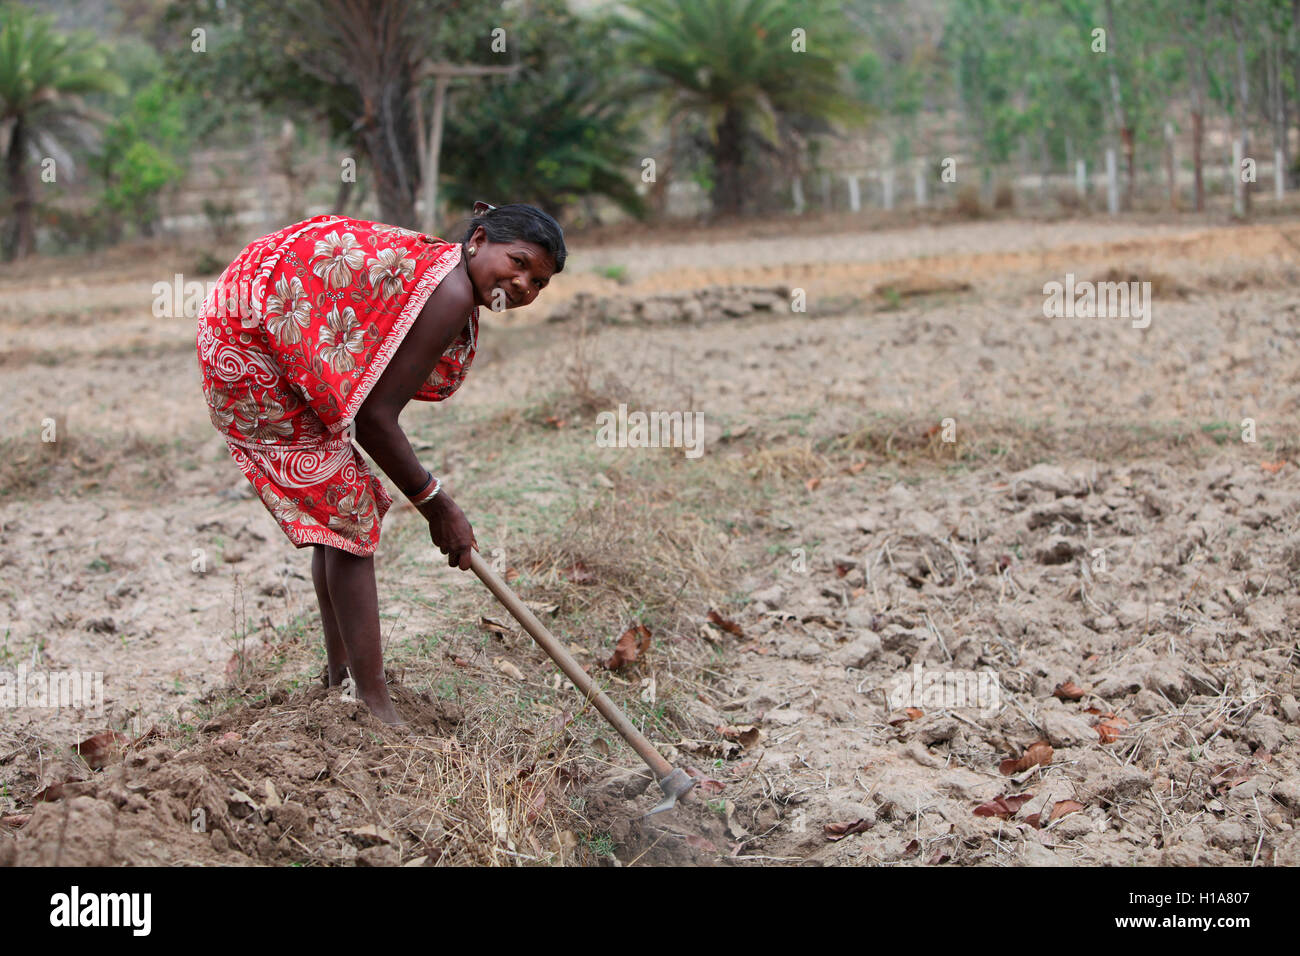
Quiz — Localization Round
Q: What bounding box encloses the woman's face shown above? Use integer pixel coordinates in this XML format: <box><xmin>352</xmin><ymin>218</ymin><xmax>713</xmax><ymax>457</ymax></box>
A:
<box><xmin>465</xmin><ymin>226</ymin><xmax>555</xmax><ymax>311</ymax></box>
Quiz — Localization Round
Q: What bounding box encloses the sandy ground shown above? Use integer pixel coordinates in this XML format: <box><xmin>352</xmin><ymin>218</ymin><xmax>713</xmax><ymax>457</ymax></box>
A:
<box><xmin>2</xmin><ymin>212</ymin><xmax>1298</xmax><ymax>865</ymax></box>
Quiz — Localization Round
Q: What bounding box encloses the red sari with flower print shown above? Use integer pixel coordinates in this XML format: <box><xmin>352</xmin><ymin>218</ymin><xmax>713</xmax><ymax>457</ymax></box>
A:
<box><xmin>196</xmin><ymin>214</ymin><xmax>479</xmax><ymax>556</ymax></box>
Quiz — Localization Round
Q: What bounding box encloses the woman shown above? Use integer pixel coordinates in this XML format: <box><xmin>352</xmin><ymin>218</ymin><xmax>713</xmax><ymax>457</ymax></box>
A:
<box><xmin>196</xmin><ymin>202</ymin><xmax>565</xmax><ymax>724</ymax></box>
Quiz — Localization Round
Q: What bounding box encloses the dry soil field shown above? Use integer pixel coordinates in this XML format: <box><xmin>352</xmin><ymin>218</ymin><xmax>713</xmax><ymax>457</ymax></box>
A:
<box><xmin>2</xmin><ymin>212</ymin><xmax>1299</xmax><ymax>866</ymax></box>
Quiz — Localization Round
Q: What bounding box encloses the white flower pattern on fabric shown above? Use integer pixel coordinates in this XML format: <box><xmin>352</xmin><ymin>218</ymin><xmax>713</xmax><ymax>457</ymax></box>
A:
<box><xmin>264</xmin><ymin>276</ymin><xmax>312</xmax><ymax>345</ymax></box>
<box><xmin>310</xmin><ymin>230</ymin><xmax>365</xmax><ymax>289</ymax></box>
<box><xmin>366</xmin><ymin>247</ymin><xmax>416</xmax><ymax>299</ymax></box>
<box><xmin>318</xmin><ymin>305</ymin><xmax>365</xmax><ymax>373</ymax></box>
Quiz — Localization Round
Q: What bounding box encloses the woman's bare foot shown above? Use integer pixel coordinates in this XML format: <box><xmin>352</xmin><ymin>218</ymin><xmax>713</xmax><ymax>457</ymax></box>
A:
<box><xmin>359</xmin><ymin>687</ymin><xmax>405</xmax><ymax>726</ymax></box>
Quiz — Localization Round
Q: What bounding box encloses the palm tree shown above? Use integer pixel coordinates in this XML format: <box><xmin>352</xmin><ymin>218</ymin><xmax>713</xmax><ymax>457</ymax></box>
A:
<box><xmin>0</xmin><ymin>5</ymin><xmax>121</xmax><ymax>259</ymax></box>
<box><xmin>611</xmin><ymin>0</ymin><xmax>862</xmax><ymax>217</ymax></box>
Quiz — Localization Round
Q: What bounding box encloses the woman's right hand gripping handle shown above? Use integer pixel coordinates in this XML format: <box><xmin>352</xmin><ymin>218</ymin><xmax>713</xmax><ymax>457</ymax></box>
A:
<box><xmin>420</xmin><ymin>492</ymin><xmax>477</xmax><ymax>570</ymax></box>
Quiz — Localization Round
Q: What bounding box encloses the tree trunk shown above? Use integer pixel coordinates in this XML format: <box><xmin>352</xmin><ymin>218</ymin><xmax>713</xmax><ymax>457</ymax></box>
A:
<box><xmin>1230</xmin><ymin>3</ymin><xmax>1251</xmax><ymax>216</ymax></box>
<box><xmin>3</xmin><ymin>119</ymin><xmax>36</xmax><ymax>259</ymax></box>
<box><xmin>331</xmin><ymin>0</ymin><xmax>420</xmax><ymax>227</ymax></box>
<box><xmin>711</xmin><ymin>105</ymin><xmax>746</xmax><ymax>218</ymax></box>
<box><xmin>1103</xmin><ymin>0</ymin><xmax>1133</xmax><ymax>210</ymax></box>
<box><xmin>1293</xmin><ymin>0</ymin><xmax>1300</xmax><ymax>187</ymax></box>
<box><xmin>1192</xmin><ymin>109</ymin><xmax>1205</xmax><ymax>212</ymax></box>
<box><xmin>358</xmin><ymin>74</ymin><xmax>420</xmax><ymax>226</ymax></box>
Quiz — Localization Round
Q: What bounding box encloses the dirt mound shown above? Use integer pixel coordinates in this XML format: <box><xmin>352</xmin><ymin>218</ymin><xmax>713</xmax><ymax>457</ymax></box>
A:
<box><xmin>3</xmin><ymin>683</ymin><xmax>620</xmax><ymax>866</ymax></box>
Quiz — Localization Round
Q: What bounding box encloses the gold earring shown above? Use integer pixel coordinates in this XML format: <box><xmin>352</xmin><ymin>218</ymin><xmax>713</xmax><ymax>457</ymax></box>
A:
<box><xmin>468</xmin><ymin>245</ymin><xmax>476</xmax><ymax>255</ymax></box>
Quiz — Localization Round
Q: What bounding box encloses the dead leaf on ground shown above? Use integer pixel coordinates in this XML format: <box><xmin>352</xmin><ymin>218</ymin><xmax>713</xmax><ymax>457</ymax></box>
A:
<box><xmin>1261</xmin><ymin>461</ymin><xmax>1286</xmax><ymax>474</ymax></box>
<box><xmin>480</xmin><ymin>616</ymin><xmax>512</xmax><ymax>636</ymax></box>
<box><xmin>524</xmin><ymin>786</ymin><xmax>547</xmax><ymax>824</ymax></box>
<box><xmin>74</xmin><ymin>731</ymin><xmax>130</xmax><ymax>770</ymax></box>
<box><xmin>605</xmin><ymin>624</ymin><xmax>652</xmax><ymax>670</ymax></box>
<box><xmin>493</xmin><ymin>657</ymin><xmax>525</xmax><ymax>681</ymax></box>
<box><xmin>716</xmin><ymin>724</ymin><xmax>761</xmax><ymax>748</ymax></box>
<box><xmin>706</xmin><ymin>610</ymin><xmax>744</xmax><ymax>637</ymax></box>
<box><xmin>825</xmin><ymin>818</ymin><xmax>872</xmax><ymax>841</ymax></box>
<box><xmin>889</xmin><ymin>707</ymin><xmax>924</xmax><ymax>726</ymax></box>
<box><xmin>1210</xmin><ymin>764</ymin><xmax>1254</xmax><ymax>795</ymax></box>
<box><xmin>685</xmin><ymin>768</ymin><xmax>726</xmax><ymax>796</ymax></box>
<box><xmin>998</xmin><ymin>740</ymin><xmax>1054</xmax><ymax>776</ymax></box>
<box><xmin>1049</xmin><ymin>799</ymin><xmax>1085</xmax><ymax>822</ymax></box>
<box><xmin>805</xmin><ymin>477</ymin><xmax>822</xmax><ymax>492</ymax></box>
<box><xmin>1053</xmin><ymin>680</ymin><xmax>1086</xmax><ymax>701</ymax></box>
<box><xmin>560</xmin><ymin>560</ymin><xmax>595</xmax><ymax>584</ymax></box>
<box><xmin>685</xmin><ymin>834</ymin><xmax>717</xmax><ymax>853</ymax></box>
<box><xmin>973</xmin><ymin>793</ymin><xmax>1034</xmax><ymax>819</ymax></box>
<box><xmin>1095</xmin><ymin>716</ymin><xmax>1129</xmax><ymax>743</ymax></box>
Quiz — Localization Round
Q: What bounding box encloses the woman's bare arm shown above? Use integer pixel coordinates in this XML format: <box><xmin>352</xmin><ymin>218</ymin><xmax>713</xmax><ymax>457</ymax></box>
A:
<box><xmin>353</xmin><ymin>268</ymin><xmax>479</xmax><ymax>569</ymax></box>
<box><xmin>354</xmin><ymin>271</ymin><xmax>473</xmax><ymax>493</ymax></box>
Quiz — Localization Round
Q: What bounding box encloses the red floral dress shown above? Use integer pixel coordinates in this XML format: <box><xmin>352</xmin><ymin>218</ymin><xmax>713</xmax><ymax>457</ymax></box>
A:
<box><xmin>196</xmin><ymin>214</ymin><xmax>479</xmax><ymax>556</ymax></box>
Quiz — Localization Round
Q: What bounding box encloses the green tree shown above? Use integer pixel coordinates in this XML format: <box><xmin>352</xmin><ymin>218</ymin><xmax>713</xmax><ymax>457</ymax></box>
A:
<box><xmin>0</xmin><ymin>4</ymin><xmax>122</xmax><ymax>259</ymax></box>
<box><xmin>95</xmin><ymin>77</ymin><xmax>188</xmax><ymax>238</ymax></box>
<box><xmin>611</xmin><ymin>0</ymin><xmax>862</xmax><ymax>217</ymax></box>
<box><xmin>438</xmin><ymin>0</ymin><xmax>645</xmax><ymax>226</ymax></box>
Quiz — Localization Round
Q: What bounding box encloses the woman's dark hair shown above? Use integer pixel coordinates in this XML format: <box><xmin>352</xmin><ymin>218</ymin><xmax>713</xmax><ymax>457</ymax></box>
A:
<box><xmin>459</xmin><ymin>202</ymin><xmax>566</xmax><ymax>274</ymax></box>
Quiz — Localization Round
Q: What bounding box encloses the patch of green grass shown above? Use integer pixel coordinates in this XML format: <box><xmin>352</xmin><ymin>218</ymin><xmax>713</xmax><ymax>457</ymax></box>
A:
<box><xmin>582</xmin><ymin>831</ymin><xmax>616</xmax><ymax>856</ymax></box>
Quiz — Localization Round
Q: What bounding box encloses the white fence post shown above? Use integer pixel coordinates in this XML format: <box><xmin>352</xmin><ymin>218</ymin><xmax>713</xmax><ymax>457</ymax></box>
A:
<box><xmin>1233</xmin><ymin>138</ymin><xmax>1245</xmax><ymax>216</ymax></box>
<box><xmin>1106</xmin><ymin>148</ymin><xmax>1119</xmax><ymax>215</ymax></box>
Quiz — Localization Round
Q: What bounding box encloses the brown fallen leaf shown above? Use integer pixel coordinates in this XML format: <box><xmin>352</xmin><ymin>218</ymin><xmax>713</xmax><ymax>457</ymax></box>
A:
<box><xmin>716</xmin><ymin>724</ymin><xmax>761</xmax><ymax>748</ymax></box>
<box><xmin>927</xmin><ymin>849</ymin><xmax>951</xmax><ymax>865</ymax></box>
<box><xmin>706</xmin><ymin>610</ymin><xmax>744</xmax><ymax>637</ymax></box>
<box><xmin>805</xmin><ymin>477</ymin><xmax>822</xmax><ymax>492</ymax></box>
<box><xmin>74</xmin><ymin>731</ymin><xmax>130</xmax><ymax>770</ymax></box>
<box><xmin>1210</xmin><ymin>764</ymin><xmax>1254</xmax><ymax>795</ymax></box>
<box><xmin>1</xmin><ymin>813</ymin><xmax>31</xmax><ymax>829</ymax></box>
<box><xmin>32</xmin><ymin>781</ymin><xmax>72</xmax><ymax>803</ymax></box>
<box><xmin>1261</xmin><ymin>461</ymin><xmax>1286</xmax><ymax>474</ymax></box>
<box><xmin>999</xmin><ymin>740</ymin><xmax>1054</xmax><ymax>776</ymax></box>
<box><xmin>543</xmin><ymin>416</ymin><xmax>566</xmax><ymax>429</ymax></box>
<box><xmin>973</xmin><ymin>793</ymin><xmax>1034</xmax><ymax>819</ymax></box>
<box><xmin>1025</xmin><ymin>813</ymin><xmax>1043</xmax><ymax>829</ymax></box>
<box><xmin>480</xmin><ymin>616</ymin><xmax>512</xmax><ymax>636</ymax></box>
<box><xmin>685</xmin><ymin>834</ymin><xmax>717</xmax><ymax>853</ymax></box>
<box><xmin>1095</xmin><ymin>716</ymin><xmax>1129</xmax><ymax>743</ymax></box>
<box><xmin>684</xmin><ymin>766</ymin><xmax>726</xmax><ymax>796</ymax></box>
<box><xmin>825</xmin><ymin>818</ymin><xmax>872</xmax><ymax>841</ymax></box>
<box><xmin>605</xmin><ymin>624</ymin><xmax>652</xmax><ymax>670</ymax></box>
<box><xmin>493</xmin><ymin>658</ymin><xmax>525</xmax><ymax>681</ymax></box>
<box><xmin>561</xmin><ymin>561</ymin><xmax>595</xmax><ymax>584</ymax></box>
<box><xmin>525</xmin><ymin>786</ymin><xmax>547</xmax><ymax>824</ymax></box>
<box><xmin>889</xmin><ymin>707</ymin><xmax>924</xmax><ymax>726</ymax></box>
<box><xmin>1053</xmin><ymin>680</ymin><xmax>1086</xmax><ymax>701</ymax></box>
<box><xmin>1049</xmin><ymin>799</ymin><xmax>1085</xmax><ymax>822</ymax></box>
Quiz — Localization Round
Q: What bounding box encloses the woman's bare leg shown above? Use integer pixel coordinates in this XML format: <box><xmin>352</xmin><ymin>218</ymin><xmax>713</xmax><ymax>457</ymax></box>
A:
<box><xmin>311</xmin><ymin>545</ymin><xmax>351</xmax><ymax>686</ymax></box>
<box><xmin>321</xmin><ymin>546</ymin><xmax>402</xmax><ymax>725</ymax></box>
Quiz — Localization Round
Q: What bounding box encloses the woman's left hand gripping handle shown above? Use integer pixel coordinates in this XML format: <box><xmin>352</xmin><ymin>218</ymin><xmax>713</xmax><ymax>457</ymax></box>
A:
<box><xmin>421</xmin><ymin>492</ymin><xmax>478</xmax><ymax>570</ymax></box>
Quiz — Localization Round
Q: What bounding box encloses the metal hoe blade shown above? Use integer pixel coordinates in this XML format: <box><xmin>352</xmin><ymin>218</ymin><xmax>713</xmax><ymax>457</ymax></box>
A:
<box><xmin>645</xmin><ymin>768</ymin><xmax>696</xmax><ymax>817</ymax></box>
